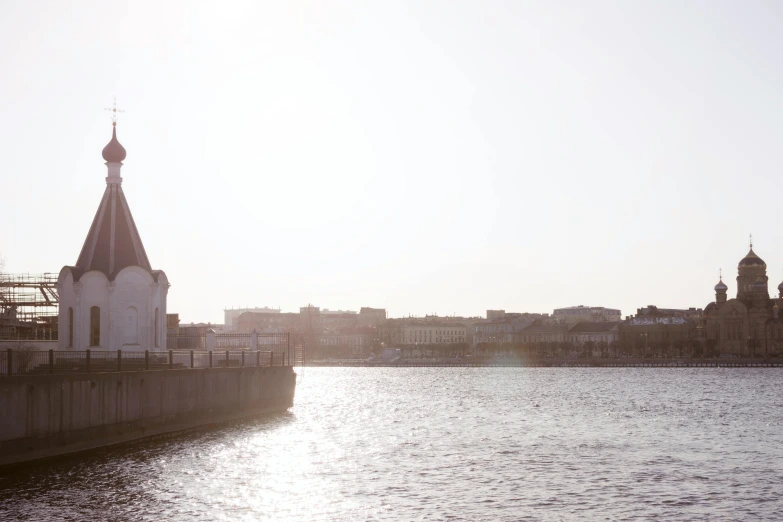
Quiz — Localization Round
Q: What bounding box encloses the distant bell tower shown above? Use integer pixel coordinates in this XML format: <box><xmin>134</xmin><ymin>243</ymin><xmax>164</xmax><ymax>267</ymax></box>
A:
<box><xmin>736</xmin><ymin>236</ymin><xmax>768</xmax><ymax>302</ymax></box>
<box><xmin>714</xmin><ymin>269</ymin><xmax>728</xmax><ymax>305</ymax></box>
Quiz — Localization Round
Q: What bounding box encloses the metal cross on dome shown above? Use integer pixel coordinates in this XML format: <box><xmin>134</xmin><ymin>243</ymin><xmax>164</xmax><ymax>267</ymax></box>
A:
<box><xmin>104</xmin><ymin>97</ymin><xmax>125</xmax><ymax>125</ymax></box>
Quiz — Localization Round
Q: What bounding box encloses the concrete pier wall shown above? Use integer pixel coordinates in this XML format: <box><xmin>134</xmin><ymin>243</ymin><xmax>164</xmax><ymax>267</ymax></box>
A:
<box><xmin>0</xmin><ymin>366</ymin><xmax>296</xmax><ymax>466</ymax></box>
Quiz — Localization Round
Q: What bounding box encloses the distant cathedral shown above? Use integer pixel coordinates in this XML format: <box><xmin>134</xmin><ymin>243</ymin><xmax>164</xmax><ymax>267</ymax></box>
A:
<box><xmin>57</xmin><ymin>120</ymin><xmax>168</xmax><ymax>351</ymax></box>
<box><xmin>703</xmin><ymin>241</ymin><xmax>783</xmax><ymax>356</ymax></box>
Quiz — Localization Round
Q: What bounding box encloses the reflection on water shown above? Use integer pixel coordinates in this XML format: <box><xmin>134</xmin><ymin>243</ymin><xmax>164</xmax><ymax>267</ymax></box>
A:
<box><xmin>2</xmin><ymin>368</ymin><xmax>783</xmax><ymax>521</ymax></box>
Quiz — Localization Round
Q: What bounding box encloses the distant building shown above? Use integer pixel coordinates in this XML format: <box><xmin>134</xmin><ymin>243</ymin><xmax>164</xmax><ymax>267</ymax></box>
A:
<box><xmin>486</xmin><ymin>310</ymin><xmax>549</xmax><ymax>321</ymax></box>
<box><xmin>234</xmin><ymin>304</ymin><xmax>385</xmax><ymax>341</ymax></box>
<box><xmin>486</xmin><ymin>310</ymin><xmax>506</xmax><ymax>320</ymax></box>
<box><xmin>298</xmin><ymin>305</ymin><xmax>360</xmax><ymax>333</ymax></box>
<box><xmin>224</xmin><ymin>306</ymin><xmax>281</xmax><ymax>331</ymax></box>
<box><xmin>633</xmin><ymin>305</ymin><xmax>702</xmax><ymax>320</ymax></box>
<box><xmin>401</xmin><ymin>323</ymin><xmax>467</xmax><ymax>345</ymax></box>
<box><xmin>568</xmin><ymin>321</ymin><xmax>620</xmax><ymax>352</ymax></box>
<box><xmin>318</xmin><ymin>328</ymin><xmax>374</xmax><ymax>356</ymax></box>
<box><xmin>703</xmin><ymin>243</ymin><xmax>783</xmax><ymax>357</ymax></box>
<box><xmin>236</xmin><ymin>311</ymin><xmax>299</xmax><ymax>334</ymax></box>
<box><xmin>379</xmin><ymin>315</ymin><xmax>480</xmax><ymax>347</ymax></box>
<box><xmin>473</xmin><ymin>314</ymin><xmax>544</xmax><ymax>346</ymax></box>
<box><xmin>166</xmin><ymin>313</ymin><xmax>180</xmax><ymax>337</ymax></box>
<box><xmin>517</xmin><ymin>322</ymin><xmax>572</xmax><ymax>345</ymax></box>
<box><xmin>377</xmin><ymin>318</ymin><xmax>406</xmax><ymax>346</ymax></box>
<box><xmin>178</xmin><ymin>322</ymin><xmax>228</xmax><ymax>335</ymax></box>
<box><xmin>619</xmin><ymin>307</ymin><xmax>697</xmax><ymax>356</ymax></box>
<box><xmin>553</xmin><ymin>306</ymin><xmax>621</xmax><ymax>324</ymax></box>
<box><xmin>358</xmin><ymin>307</ymin><xmax>387</xmax><ymax>328</ymax></box>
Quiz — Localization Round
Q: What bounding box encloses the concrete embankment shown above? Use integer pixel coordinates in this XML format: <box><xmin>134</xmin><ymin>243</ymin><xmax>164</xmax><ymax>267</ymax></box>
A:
<box><xmin>0</xmin><ymin>366</ymin><xmax>296</xmax><ymax>466</ymax></box>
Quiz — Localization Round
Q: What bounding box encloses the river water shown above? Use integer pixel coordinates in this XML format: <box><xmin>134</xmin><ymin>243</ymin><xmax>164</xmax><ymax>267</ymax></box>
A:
<box><xmin>1</xmin><ymin>368</ymin><xmax>783</xmax><ymax>521</ymax></box>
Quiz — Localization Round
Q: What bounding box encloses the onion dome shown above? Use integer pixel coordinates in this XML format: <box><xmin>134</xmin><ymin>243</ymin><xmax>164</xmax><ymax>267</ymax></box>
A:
<box><xmin>715</xmin><ymin>278</ymin><xmax>728</xmax><ymax>293</ymax></box>
<box><xmin>101</xmin><ymin>124</ymin><xmax>127</xmax><ymax>163</ymax></box>
<box><xmin>738</xmin><ymin>248</ymin><xmax>766</xmax><ymax>269</ymax></box>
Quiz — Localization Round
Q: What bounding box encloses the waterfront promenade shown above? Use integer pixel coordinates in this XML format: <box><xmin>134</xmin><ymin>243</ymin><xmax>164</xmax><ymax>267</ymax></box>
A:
<box><xmin>0</xmin><ymin>350</ymin><xmax>297</xmax><ymax>467</ymax></box>
<box><xmin>310</xmin><ymin>357</ymin><xmax>783</xmax><ymax>368</ymax></box>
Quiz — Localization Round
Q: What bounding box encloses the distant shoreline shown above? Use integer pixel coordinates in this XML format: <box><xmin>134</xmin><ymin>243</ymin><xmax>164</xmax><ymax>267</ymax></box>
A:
<box><xmin>308</xmin><ymin>357</ymin><xmax>783</xmax><ymax>368</ymax></box>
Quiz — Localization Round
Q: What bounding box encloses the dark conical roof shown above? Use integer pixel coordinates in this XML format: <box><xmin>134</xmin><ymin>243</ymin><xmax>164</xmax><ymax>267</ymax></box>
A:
<box><xmin>102</xmin><ymin>124</ymin><xmax>127</xmax><ymax>162</ymax></box>
<box><xmin>75</xmin><ymin>183</ymin><xmax>151</xmax><ymax>279</ymax></box>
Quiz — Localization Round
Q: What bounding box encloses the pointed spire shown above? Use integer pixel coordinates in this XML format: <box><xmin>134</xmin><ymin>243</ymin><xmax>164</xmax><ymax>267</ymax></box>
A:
<box><xmin>75</xmin><ymin>121</ymin><xmax>150</xmax><ymax>279</ymax></box>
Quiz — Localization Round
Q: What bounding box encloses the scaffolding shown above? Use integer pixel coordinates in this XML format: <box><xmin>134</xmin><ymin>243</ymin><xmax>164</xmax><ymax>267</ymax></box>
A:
<box><xmin>0</xmin><ymin>273</ymin><xmax>59</xmax><ymax>340</ymax></box>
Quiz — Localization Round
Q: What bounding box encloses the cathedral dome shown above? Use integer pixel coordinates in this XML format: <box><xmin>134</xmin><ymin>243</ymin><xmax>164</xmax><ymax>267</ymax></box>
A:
<box><xmin>738</xmin><ymin>248</ymin><xmax>766</xmax><ymax>269</ymax></box>
<box><xmin>101</xmin><ymin>124</ymin><xmax>127</xmax><ymax>163</ymax></box>
<box><xmin>714</xmin><ymin>279</ymin><xmax>728</xmax><ymax>293</ymax></box>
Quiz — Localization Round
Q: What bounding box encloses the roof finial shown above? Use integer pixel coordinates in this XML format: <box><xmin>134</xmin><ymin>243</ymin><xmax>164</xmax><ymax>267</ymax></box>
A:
<box><xmin>750</xmin><ymin>233</ymin><xmax>753</xmax><ymax>249</ymax></box>
<box><xmin>719</xmin><ymin>268</ymin><xmax>723</xmax><ymax>281</ymax></box>
<box><xmin>104</xmin><ymin>96</ymin><xmax>125</xmax><ymax>126</ymax></box>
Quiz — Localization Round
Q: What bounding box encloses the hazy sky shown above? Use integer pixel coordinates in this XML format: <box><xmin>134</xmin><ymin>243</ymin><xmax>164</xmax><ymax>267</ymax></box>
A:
<box><xmin>2</xmin><ymin>1</ymin><xmax>783</xmax><ymax>323</ymax></box>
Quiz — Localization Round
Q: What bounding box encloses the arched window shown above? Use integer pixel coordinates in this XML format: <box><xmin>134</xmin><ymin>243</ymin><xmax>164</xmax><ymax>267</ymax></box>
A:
<box><xmin>90</xmin><ymin>306</ymin><xmax>100</xmax><ymax>347</ymax></box>
<box><xmin>124</xmin><ymin>307</ymin><xmax>138</xmax><ymax>345</ymax></box>
<box><xmin>154</xmin><ymin>307</ymin><xmax>160</xmax><ymax>348</ymax></box>
<box><xmin>68</xmin><ymin>307</ymin><xmax>74</xmax><ymax>347</ymax></box>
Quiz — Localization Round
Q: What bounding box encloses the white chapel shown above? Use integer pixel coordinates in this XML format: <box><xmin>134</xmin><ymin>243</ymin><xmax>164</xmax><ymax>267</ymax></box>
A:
<box><xmin>57</xmin><ymin>121</ymin><xmax>168</xmax><ymax>351</ymax></box>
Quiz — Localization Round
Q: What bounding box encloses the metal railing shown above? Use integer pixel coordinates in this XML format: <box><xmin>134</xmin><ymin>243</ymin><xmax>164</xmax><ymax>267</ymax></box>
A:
<box><xmin>0</xmin><ymin>348</ymin><xmax>294</xmax><ymax>377</ymax></box>
<box><xmin>215</xmin><ymin>333</ymin><xmax>252</xmax><ymax>349</ymax></box>
<box><xmin>167</xmin><ymin>335</ymin><xmax>207</xmax><ymax>350</ymax></box>
<box><xmin>166</xmin><ymin>332</ymin><xmax>292</xmax><ymax>352</ymax></box>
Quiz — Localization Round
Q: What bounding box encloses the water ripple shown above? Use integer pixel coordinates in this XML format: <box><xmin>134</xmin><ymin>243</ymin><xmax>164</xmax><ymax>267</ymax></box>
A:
<box><xmin>2</xmin><ymin>368</ymin><xmax>783</xmax><ymax>520</ymax></box>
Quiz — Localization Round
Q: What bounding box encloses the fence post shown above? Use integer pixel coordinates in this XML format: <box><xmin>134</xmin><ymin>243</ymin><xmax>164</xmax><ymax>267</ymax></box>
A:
<box><xmin>209</xmin><ymin>351</ymin><xmax>213</xmax><ymax>368</ymax></box>
<box><xmin>257</xmin><ymin>350</ymin><xmax>260</xmax><ymax>367</ymax></box>
<box><xmin>169</xmin><ymin>350</ymin><xmax>173</xmax><ymax>369</ymax></box>
<box><xmin>145</xmin><ymin>350</ymin><xmax>149</xmax><ymax>371</ymax></box>
<box><xmin>190</xmin><ymin>350</ymin><xmax>194</xmax><ymax>369</ymax></box>
<box><xmin>287</xmin><ymin>333</ymin><xmax>291</xmax><ymax>367</ymax></box>
<box><xmin>86</xmin><ymin>349</ymin><xmax>91</xmax><ymax>373</ymax></box>
<box><xmin>225</xmin><ymin>350</ymin><xmax>229</xmax><ymax>368</ymax></box>
<box><xmin>269</xmin><ymin>351</ymin><xmax>274</xmax><ymax>367</ymax></box>
<box><xmin>241</xmin><ymin>351</ymin><xmax>245</xmax><ymax>367</ymax></box>
<box><xmin>118</xmin><ymin>349</ymin><xmax>122</xmax><ymax>372</ymax></box>
<box><xmin>206</xmin><ymin>329</ymin><xmax>216</xmax><ymax>352</ymax></box>
<box><xmin>49</xmin><ymin>349</ymin><xmax>54</xmax><ymax>374</ymax></box>
<box><xmin>251</xmin><ymin>329</ymin><xmax>258</xmax><ymax>352</ymax></box>
<box><xmin>6</xmin><ymin>349</ymin><xmax>11</xmax><ymax>376</ymax></box>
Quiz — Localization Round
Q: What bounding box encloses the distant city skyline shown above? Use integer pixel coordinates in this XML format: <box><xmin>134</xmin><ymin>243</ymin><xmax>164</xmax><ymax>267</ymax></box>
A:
<box><xmin>3</xmin><ymin>1</ymin><xmax>783</xmax><ymax>324</ymax></box>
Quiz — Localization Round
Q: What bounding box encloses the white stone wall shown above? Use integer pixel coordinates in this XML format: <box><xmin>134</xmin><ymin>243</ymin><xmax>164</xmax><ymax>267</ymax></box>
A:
<box><xmin>57</xmin><ymin>267</ymin><xmax>167</xmax><ymax>352</ymax></box>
